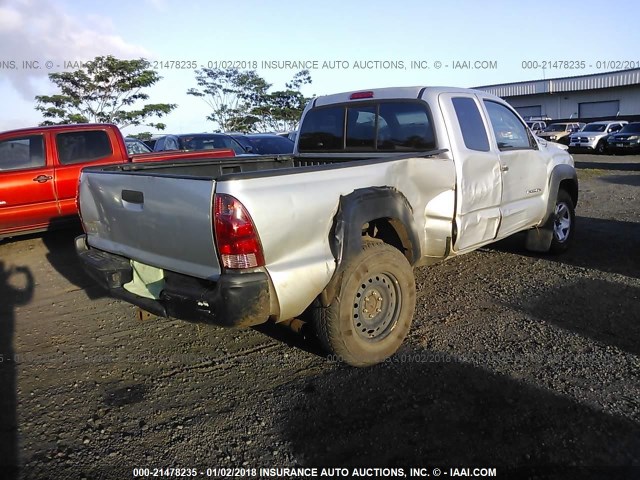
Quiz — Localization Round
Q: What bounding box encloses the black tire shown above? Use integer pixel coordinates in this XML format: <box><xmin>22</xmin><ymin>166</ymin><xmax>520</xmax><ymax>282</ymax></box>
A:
<box><xmin>312</xmin><ymin>242</ymin><xmax>416</xmax><ymax>367</ymax></box>
<box><xmin>549</xmin><ymin>189</ymin><xmax>575</xmax><ymax>254</ymax></box>
<box><xmin>596</xmin><ymin>140</ymin><xmax>607</xmax><ymax>155</ymax></box>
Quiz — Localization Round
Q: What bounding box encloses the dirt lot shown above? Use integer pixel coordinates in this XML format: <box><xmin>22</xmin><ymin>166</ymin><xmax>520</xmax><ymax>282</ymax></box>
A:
<box><xmin>1</xmin><ymin>154</ymin><xmax>639</xmax><ymax>480</ymax></box>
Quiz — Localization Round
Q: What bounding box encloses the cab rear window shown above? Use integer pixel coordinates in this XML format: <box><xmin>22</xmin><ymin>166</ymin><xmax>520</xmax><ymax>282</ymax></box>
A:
<box><xmin>298</xmin><ymin>101</ymin><xmax>435</xmax><ymax>152</ymax></box>
<box><xmin>56</xmin><ymin>130</ymin><xmax>112</xmax><ymax>165</ymax></box>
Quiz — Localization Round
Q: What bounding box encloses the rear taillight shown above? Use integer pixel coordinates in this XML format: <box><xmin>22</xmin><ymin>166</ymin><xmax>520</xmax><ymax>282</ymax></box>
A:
<box><xmin>213</xmin><ymin>194</ymin><xmax>265</xmax><ymax>269</ymax></box>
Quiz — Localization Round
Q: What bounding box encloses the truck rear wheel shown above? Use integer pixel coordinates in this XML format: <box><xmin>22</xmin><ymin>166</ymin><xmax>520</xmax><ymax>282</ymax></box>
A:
<box><xmin>313</xmin><ymin>242</ymin><xmax>416</xmax><ymax>367</ymax></box>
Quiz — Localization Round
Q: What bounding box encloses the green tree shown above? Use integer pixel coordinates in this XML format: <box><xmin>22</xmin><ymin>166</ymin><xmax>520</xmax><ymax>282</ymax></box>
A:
<box><xmin>251</xmin><ymin>70</ymin><xmax>312</xmax><ymax>132</ymax></box>
<box><xmin>187</xmin><ymin>68</ymin><xmax>270</xmax><ymax>132</ymax></box>
<box><xmin>127</xmin><ymin>132</ymin><xmax>153</xmax><ymax>141</ymax></box>
<box><xmin>35</xmin><ymin>55</ymin><xmax>176</xmax><ymax>130</ymax></box>
<box><xmin>187</xmin><ymin>68</ymin><xmax>312</xmax><ymax>132</ymax></box>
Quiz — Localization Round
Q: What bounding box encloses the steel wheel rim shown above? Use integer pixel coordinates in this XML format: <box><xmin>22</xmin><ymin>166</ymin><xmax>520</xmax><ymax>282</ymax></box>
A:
<box><xmin>352</xmin><ymin>272</ymin><xmax>401</xmax><ymax>342</ymax></box>
<box><xmin>553</xmin><ymin>202</ymin><xmax>571</xmax><ymax>242</ymax></box>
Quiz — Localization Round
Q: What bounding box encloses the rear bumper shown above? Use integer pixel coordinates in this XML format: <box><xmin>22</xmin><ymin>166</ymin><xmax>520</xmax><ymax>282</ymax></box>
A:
<box><xmin>75</xmin><ymin>235</ymin><xmax>271</xmax><ymax>327</ymax></box>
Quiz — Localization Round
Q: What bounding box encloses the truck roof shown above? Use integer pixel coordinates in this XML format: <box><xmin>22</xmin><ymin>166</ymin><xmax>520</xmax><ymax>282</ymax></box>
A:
<box><xmin>0</xmin><ymin>123</ymin><xmax>119</xmax><ymax>137</ymax></box>
<box><xmin>312</xmin><ymin>86</ymin><xmax>501</xmax><ymax>107</ymax></box>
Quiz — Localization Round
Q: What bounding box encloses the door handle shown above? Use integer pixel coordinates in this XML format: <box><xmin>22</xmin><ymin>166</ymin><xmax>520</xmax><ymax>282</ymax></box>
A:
<box><xmin>500</xmin><ymin>165</ymin><xmax>509</xmax><ymax>172</ymax></box>
<box><xmin>33</xmin><ymin>175</ymin><xmax>53</xmax><ymax>183</ymax></box>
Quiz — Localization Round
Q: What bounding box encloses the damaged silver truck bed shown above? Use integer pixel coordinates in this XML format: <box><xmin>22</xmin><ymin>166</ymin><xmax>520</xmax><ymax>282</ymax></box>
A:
<box><xmin>76</xmin><ymin>86</ymin><xmax>578</xmax><ymax>366</ymax></box>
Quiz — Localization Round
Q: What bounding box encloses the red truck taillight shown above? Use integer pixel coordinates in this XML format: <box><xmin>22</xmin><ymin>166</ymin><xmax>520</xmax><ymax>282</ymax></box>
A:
<box><xmin>349</xmin><ymin>91</ymin><xmax>374</xmax><ymax>100</ymax></box>
<box><xmin>213</xmin><ymin>194</ymin><xmax>265</xmax><ymax>269</ymax></box>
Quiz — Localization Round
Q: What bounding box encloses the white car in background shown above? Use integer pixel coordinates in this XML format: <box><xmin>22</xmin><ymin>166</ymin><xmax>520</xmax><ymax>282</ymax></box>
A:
<box><xmin>526</xmin><ymin>120</ymin><xmax>547</xmax><ymax>135</ymax></box>
<box><xmin>568</xmin><ymin>120</ymin><xmax>627</xmax><ymax>154</ymax></box>
<box><xmin>124</xmin><ymin>137</ymin><xmax>152</xmax><ymax>155</ymax></box>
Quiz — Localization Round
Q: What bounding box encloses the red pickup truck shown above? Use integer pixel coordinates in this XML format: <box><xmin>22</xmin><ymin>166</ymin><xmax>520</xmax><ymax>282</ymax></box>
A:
<box><xmin>0</xmin><ymin>123</ymin><xmax>235</xmax><ymax>239</ymax></box>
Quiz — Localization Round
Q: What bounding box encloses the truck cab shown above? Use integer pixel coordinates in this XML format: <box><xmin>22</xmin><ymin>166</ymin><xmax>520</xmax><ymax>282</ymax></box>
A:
<box><xmin>295</xmin><ymin>87</ymin><xmax>574</xmax><ymax>253</ymax></box>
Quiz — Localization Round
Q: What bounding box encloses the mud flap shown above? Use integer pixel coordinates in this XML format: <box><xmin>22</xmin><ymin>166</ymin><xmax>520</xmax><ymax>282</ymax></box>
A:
<box><xmin>525</xmin><ymin>226</ymin><xmax>553</xmax><ymax>252</ymax></box>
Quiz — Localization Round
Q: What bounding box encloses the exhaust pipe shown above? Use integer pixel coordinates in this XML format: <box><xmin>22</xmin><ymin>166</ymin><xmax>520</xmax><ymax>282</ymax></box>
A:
<box><xmin>280</xmin><ymin>318</ymin><xmax>306</xmax><ymax>334</ymax></box>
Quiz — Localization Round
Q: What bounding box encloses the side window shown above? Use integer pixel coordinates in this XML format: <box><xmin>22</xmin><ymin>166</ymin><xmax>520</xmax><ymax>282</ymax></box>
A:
<box><xmin>484</xmin><ymin>101</ymin><xmax>533</xmax><ymax>150</ymax></box>
<box><xmin>378</xmin><ymin>103</ymin><xmax>435</xmax><ymax>151</ymax></box>
<box><xmin>452</xmin><ymin>97</ymin><xmax>490</xmax><ymax>152</ymax></box>
<box><xmin>0</xmin><ymin>135</ymin><xmax>45</xmax><ymax>171</ymax></box>
<box><xmin>56</xmin><ymin>130</ymin><xmax>112</xmax><ymax>165</ymax></box>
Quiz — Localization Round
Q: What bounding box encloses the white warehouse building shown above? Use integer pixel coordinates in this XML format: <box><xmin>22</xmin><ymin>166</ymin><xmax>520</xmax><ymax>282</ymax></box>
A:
<box><xmin>474</xmin><ymin>68</ymin><xmax>640</xmax><ymax>121</ymax></box>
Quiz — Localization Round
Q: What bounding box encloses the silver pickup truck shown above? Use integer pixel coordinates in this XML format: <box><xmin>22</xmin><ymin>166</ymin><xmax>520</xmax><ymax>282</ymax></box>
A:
<box><xmin>76</xmin><ymin>86</ymin><xmax>578</xmax><ymax>366</ymax></box>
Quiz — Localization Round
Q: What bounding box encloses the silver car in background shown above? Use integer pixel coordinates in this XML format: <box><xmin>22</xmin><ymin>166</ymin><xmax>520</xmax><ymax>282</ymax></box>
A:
<box><xmin>568</xmin><ymin>120</ymin><xmax>627</xmax><ymax>154</ymax></box>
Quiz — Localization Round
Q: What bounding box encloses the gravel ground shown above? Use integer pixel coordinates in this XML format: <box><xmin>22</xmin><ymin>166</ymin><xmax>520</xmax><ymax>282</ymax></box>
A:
<box><xmin>0</xmin><ymin>154</ymin><xmax>639</xmax><ymax>480</ymax></box>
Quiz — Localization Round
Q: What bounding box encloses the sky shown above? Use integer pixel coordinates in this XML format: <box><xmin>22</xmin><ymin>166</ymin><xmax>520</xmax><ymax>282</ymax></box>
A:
<box><xmin>0</xmin><ymin>0</ymin><xmax>638</xmax><ymax>134</ymax></box>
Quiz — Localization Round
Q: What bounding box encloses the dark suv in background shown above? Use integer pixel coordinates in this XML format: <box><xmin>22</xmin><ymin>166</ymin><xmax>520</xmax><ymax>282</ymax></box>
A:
<box><xmin>606</xmin><ymin>122</ymin><xmax>640</xmax><ymax>154</ymax></box>
<box><xmin>153</xmin><ymin>133</ymin><xmax>247</xmax><ymax>155</ymax></box>
<box><xmin>228</xmin><ymin>133</ymin><xmax>294</xmax><ymax>155</ymax></box>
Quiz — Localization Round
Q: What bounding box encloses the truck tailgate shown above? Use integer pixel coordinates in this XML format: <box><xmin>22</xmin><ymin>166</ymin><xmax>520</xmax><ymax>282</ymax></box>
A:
<box><xmin>79</xmin><ymin>171</ymin><xmax>221</xmax><ymax>280</ymax></box>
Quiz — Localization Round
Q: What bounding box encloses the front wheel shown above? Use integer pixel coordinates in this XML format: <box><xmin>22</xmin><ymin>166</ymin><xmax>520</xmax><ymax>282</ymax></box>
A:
<box><xmin>312</xmin><ymin>242</ymin><xmax>416</xmax><ymax>367</ymax></box>
<box><xmin>596</xmin><ymin>140</ymin><xmax>607</xmax><ymax>154</ymax></box>
<box><xmin>549</xmin><ymin>189</ymin><xmax>575</xmax><ymax>254</ymax></box>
